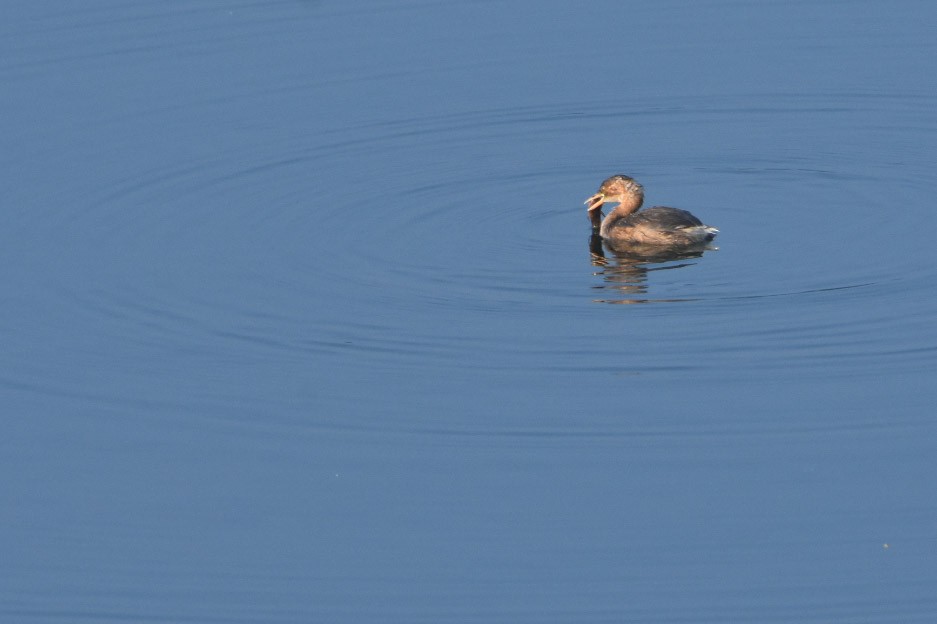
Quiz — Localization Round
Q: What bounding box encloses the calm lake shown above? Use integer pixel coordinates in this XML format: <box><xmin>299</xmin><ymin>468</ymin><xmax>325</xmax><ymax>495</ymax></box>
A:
<box><xmin>3</xmin><ymin>1</ymin><xmax>937</xmax><ymax>622</ymax></box>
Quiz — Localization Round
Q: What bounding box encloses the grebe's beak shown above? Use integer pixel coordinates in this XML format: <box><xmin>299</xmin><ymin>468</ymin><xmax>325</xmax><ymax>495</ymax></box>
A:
<box><xmin>584</xmin><ymin>193</ymin><xmax>605</xmax><ymax>212</ymax></box>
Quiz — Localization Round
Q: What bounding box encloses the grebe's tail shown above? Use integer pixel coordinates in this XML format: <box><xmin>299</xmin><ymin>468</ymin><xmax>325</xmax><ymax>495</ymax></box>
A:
<box><xmin>683</xmin><ymin>225</ymin><xmax>719</xmax><ymax>243</ymax></box>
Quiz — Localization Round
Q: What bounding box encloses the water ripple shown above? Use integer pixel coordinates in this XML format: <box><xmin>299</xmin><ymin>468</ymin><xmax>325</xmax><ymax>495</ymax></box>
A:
<box><xmin>8</xmin><ymin>92</ymin><xmax>937</xmax><ymax>411</ymax></box>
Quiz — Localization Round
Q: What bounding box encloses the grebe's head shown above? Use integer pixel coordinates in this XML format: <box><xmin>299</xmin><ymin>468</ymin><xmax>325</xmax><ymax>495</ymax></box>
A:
<box><xmin>584</xmin><ymin>175</ymin><xmax>645</xmax><ymax>212</ymax></box>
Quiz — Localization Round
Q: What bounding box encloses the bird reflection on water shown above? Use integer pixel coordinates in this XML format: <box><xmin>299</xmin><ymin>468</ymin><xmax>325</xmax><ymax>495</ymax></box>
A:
<box><xmin>588</xmin><ymin>232</ymin><xmax>712</xmax><ymax>304</ymax></box>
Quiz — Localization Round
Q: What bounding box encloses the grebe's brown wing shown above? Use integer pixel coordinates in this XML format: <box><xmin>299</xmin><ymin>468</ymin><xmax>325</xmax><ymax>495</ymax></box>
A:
<box><xmin>633</xmin><ymin>206</ymin><xmax>704</xmax><ymax>228</ymax></box>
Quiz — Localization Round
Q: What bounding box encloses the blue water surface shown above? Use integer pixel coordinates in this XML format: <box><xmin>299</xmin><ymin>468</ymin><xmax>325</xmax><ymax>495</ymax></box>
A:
<box><xmin>2</xmin><ymin>1</ymin><xmax>937</xmax><ymax>622</ymax></box>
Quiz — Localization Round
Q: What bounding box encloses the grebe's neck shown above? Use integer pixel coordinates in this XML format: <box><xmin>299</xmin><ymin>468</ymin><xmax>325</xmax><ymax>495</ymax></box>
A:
<box><xmin>599</xmin><ymin>195</ymin><xmax>643</xmax><ymax>237</ymax></box>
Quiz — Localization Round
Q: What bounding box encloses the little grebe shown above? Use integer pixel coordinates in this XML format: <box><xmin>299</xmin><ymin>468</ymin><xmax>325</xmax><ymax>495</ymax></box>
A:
<box><xmin>585</xmin><ymin>175</ymin><xmax>717</xmax><ymax>247</ymax></box>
